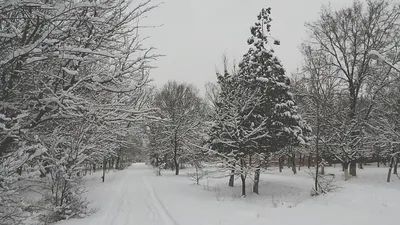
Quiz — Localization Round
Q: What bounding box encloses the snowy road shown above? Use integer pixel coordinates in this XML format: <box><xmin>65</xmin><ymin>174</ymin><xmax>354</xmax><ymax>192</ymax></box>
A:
<box><xmin>97</xmin><ymin>164</ymin><xmax>178</xmax><ymax>225</ymax></box>
<box><xmin>58</xmin><ymin>163</ymin><xmax>179</xmax><ymax>225</ymax></box>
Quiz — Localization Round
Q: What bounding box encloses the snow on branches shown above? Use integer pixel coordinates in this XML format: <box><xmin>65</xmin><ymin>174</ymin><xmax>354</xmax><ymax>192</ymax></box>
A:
<box><xmin>208</xmin><ymin>7</ymin><xmax>310</xmax><ymax>196</ymax></box>
<box><xmin>0</xmin><ymin>0</ymin><xmax>158</xmax><ymax>223</ymax></box>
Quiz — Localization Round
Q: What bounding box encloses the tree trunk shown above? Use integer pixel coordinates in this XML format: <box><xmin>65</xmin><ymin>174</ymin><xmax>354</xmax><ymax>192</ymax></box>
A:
<box><xmin>195</xmin><ymin>166</ymin><xmax>200</xmax><ymax>185</ymax></box>
<box><xmin>15</xmin><ymin>166</ymin><xmax>22</xmax><ymax>177</ymax></box>
<box><xmin>349</xmin><ymin>161</ymin><xmax>357</xmax><ymax>177</ymax></box>
<box><xmin>298</xmin><ymin>154</ymin><xmax>302</xmax><ymax>171</ymax></box>
<box><xmin>308</xmin><ymin>154</ymin><xmax>311</xmax><ymax>168</ymax></box>
<box><xmin>240</xmin><ymin>158</ymin><xmax>246</xmax><ymax>197</ymax></box>
<box><xmin>174</xmin><ymin>159</ymin><xmax>179</xmax><ymax>175</ymax></box>
<box><xmin>173</xmin><ymin>149</ymin><xmax>179</xmax><ymax>175</ymax></box>
<box><xmin>173</xmin><ymin>134</ymin><xmax>179</xmax><ymax>175</ymax></box>
<box><xmin>377</xmin><ymin>161</ymin><xmax>380</xmax><ymax>167</ymax></box>
<box><xmin>102</xmin><ymin>158</ymin><xmax>107</xmax><ymax>182</ymax></box>
<box><xmin>155</xmin><ymin>158</ymin><xmax>161</xmax><ymax>176</ymax></box>
<box><xmin>229</xmin><ymin>163</ymin><xmax>235</xmax><ymax>187</ymax></box>
<box><xmin>228</xmin><ymin>173</ymin><xmax>234</xmax><ymax>187</ymax></box>
<box><xmin>115</xmin><ymin>154</ymin><xmax>121</xmax><ymax>170</ymax></box>
<box><xmin>291</xmin><ymin>153</ymin><xmax>297</xmax><ymax>174</ymax></box>
<box><xmin>278</xmin><ymin>157</ymin><xmax>283</xmax><ymax>172</ymax></box>
<box><xmin>93</xmin><ymin>163</ymin><xmax>96</xmax><ymax>172</ymax></box>
<box><xmin>343</xmin><ymin>162</ymin><xmax>350</xmax><ymax>181</ymax></box>
<box><xmin>358</xmin><ymin>162</ymin><xmax>363</xmax><ymax>169</ymax></box>
<box><xmin>393</xmin><ymin>157</ymin><xmax>398</xmax><ymax>175</ymax></box>
<box><xmin>0</xmin><ymin>136</ymin><xmax>13</xmax><ymax>157</ymax></box>
<box><xmin>253</xmin><ymin>166</ymin><xmax>260</xmax><ymax>194</ymax></box>
<box><xmin>157</xmin><ymin>167</ymin><xmax>162</xmax><ymax>176</ymax></box>
<box><xmin>287</xmin><ymin>155</ymin><xmax>291</xmax><ymax>168</ymax></box>
<box><xmin>241</xmin><ymin>174</ymin><xmax>246</xmax><ymax>197</ymax></box>
<box><xmin>84</xmin><ymin>164</ymin><xmax>88</xmax><ymax>176</ymax></box>
<box><xmin>387</xmin><ymin>156</ymin><xmax>395</xmax><ymax>182</ymax></box>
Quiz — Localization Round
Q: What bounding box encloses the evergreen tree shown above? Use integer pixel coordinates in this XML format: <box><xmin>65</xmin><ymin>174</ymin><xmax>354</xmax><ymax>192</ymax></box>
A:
<box><xmin>208</xmin><ymin>7</ymin><xmax>310</xmax><ymax>196</ymax></box>
<box><xmin>238</xmin><ymin>8</ymin><xmax>310</xmax><ymax>193</ymax></box>
<box><xmin>209</xmin><ymin>69</ymin><xmax>267</xmax><ymax>196</ymax></box>
<box><xmin>238</xmin><ymin>7</ymin><xmax>309</xmax><ymax>151</ymax></box>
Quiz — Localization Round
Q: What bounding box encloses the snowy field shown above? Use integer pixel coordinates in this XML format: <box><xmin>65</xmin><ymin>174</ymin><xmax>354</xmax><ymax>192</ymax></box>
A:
<box><xmin>56</xmin><ymin>163</ymin><xmax>400</xmax><ymax>225</ymax></box>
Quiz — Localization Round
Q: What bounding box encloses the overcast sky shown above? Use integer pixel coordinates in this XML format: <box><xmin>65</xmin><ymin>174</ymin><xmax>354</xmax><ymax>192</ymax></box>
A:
<box><xmin>141</xmin><ymin>0</ymin><xmax>357</xmax><ymax>94</ymax></box>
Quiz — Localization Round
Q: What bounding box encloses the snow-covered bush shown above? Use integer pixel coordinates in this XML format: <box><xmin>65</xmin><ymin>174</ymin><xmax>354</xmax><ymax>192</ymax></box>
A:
<box><xmin>0</xmin><ymin>144</ymin><xmax>46</xmax><ymax>225</ymax></box>
<box><xmin>187</xmin><ymin>163</ymin><xmax>207</xmax><ymax>185</ymax></box>
<box><xmin>41</xmin><ymin>176</ymin><xmax>89</xmax><ymax>222</ymax></box>
<box><xmin>0</xmin><ymin>162</ymin><xmax>25</xmax><ymax>225</ymax></box>
<box><xmin>308</xmin><ymin>170</ymin><xmax>338</xmax><ymax>196</ymax></box>
<box><xmin>39</xmin><ymin>144</ymin><xmax>88</xmax><ymax>222</ymax></box>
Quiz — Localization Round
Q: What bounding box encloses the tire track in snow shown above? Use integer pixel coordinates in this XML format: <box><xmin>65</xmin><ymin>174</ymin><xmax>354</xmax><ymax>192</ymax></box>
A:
<box><xmin>144</xmin><ymin>181</ymin><xmax>158</xmax><ymax>224</ymax></box>
<box><xmin>142</xmin><ymin>176</ymin><xmax>180</xmax><ymax>225</ymax></box>
<box><xmin>107</xmin><ymin>170</ymin><xmax>130</xmax><ymax>225</ymax></box>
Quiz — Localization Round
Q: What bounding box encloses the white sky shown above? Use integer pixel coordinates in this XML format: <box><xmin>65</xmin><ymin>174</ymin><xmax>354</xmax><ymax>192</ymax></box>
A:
<box><xmin>141</xmin><ymin>0</ymin><xmax>356</xmax><ymax>94</ymax></box>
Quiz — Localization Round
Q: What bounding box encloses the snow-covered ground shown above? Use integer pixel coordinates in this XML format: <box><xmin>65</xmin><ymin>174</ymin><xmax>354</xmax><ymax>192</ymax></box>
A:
<box><xmin>57</xmin><ymin>163</ymin><xmax>400</xmax><ymax>225</ymax></box>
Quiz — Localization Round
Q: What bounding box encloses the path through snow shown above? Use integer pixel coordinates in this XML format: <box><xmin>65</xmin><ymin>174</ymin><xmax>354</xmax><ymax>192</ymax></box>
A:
<box><xmin>58</xmin><ymin>163</ymin><xmax>400</xmax><ymax>225</ymax></box>
<box><xmin>58</xmin><ymin>163</ymin><xmax>178</xmax><ymax>225</ymax></box>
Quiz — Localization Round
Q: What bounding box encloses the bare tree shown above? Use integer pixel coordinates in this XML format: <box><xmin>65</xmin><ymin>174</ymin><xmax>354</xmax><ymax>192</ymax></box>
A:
<box><xmin>205</xmin><ymin>82</ymin><xmax>220</xmax><ymax>107</ymax></box>
<box><xmin>304</xmin><ymin>0</ymin><xmax>400</xmax><ymax>178</ymax></box>
<box><xmin>153</xmin><ymin>81</ymin><xmax>206</xmax><ymax>175</ymax></box>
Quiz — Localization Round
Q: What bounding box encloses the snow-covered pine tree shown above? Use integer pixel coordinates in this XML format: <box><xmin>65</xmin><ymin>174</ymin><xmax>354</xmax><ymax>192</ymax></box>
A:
<box><xmin>208</xmin><ymin>70</ymin><xmax>238</xmax><ymax>187</ymax></box>
<box><xmin>209</xmin><ymin>68</ymin><xmax>269</xmax><ymax>196</ymax></box>
<box><xmin>237</xmin><ymin>8</ymin><xmax>310</xmax><ymax>193</ymax></box>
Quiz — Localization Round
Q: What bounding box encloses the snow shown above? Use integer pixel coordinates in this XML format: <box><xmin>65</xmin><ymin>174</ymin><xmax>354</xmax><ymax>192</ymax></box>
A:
<box><xmin>0</xmin><ymin>32</ymin><xmax>16</xmax><ymax>38</ymax></box>
<box><xmin>369</xmin><ymin>50</ymin><xmax>385</xmax><ymax>61</ymax></box>
<box><xmin>75</xmin><ymin>2</ymin><xmax>109</xmax><ymax>9</ymax></box>
<box><xmin>59</xmin><ymin>46</ymin><xmax>119</xmax><ymax>58</ymax></box>
<box><xmin>369</xmin><ymin>50</ymin><xmax>400</xmax><ymax>72</ymax></box>
<box><xmin>62</xmin><ymin>67</ymin><xmax>79</xmax><ymax>75</ymax></box>
<box><xmin>26</xmin><ymin>57</ymin><xmax>45</xmax><ymax>64</ymax></box>
<box><xmin>55</xmin><ymin>163</ymin><xmax>400</xmax><ymax>225</ymax></box>
<box><xmin>256</xmin><ymin>77</ymin><xmax>269</xmax><ymax>82</ymax></box>
<box><xmin>0</xmin><ymin>113</ymin><xmax>11</xmax><ymax>121</ymax></box>
<box><xmin>55</xmin><ymin>164</ymin><xmax>178</xmax><ymax>225</ymax></box>
<box><xmin>56</xmin><ymin>53</ymin><xmax>84</xmax><ymax>61</ymax></box>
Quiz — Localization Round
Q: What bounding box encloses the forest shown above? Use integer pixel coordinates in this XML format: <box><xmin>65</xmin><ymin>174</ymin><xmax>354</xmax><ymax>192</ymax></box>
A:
<box><xmin>1</xmin><ymin>0</ymin><xmax>400</xmax><ymax>224</ymax></box>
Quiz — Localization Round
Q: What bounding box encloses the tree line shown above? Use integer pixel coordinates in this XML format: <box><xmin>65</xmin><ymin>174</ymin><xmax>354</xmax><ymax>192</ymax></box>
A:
<box><xmin>148</xmin><ymin>0</ymin><xmax>400</xmax><ymax>197</ymax></box>
<box><xmin>1</xmin><ymin>0</ymin><xmax>400</xmax><ymax>224</ymax></box>
<box><xmin>0</xmin><ymin>0</ymin><xmax>157</xmax><ymax>223</ymax></box>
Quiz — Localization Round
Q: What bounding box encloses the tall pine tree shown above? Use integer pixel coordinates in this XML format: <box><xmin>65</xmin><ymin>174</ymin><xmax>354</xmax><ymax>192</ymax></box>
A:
<box><xmin>209</xmin><ymin>69</ymin><xmax>268</xmax><ymax>196</ymax></box>
<box><xmin>208</xmin><ymin>8</ymin><xmax>310</xmax><ymax>196</ymax></box>
<box><xmin>238</xmin><ymin>8</ymin><xmax>310</xmax><ymax>194</ymax></box>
